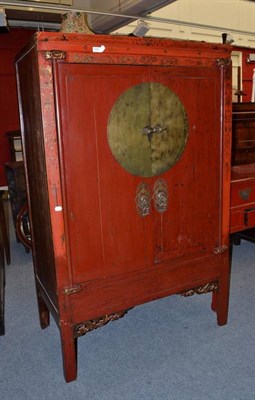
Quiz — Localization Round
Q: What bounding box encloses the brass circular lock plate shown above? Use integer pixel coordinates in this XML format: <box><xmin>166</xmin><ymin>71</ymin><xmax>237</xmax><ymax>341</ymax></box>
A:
<box><xmin>107</xmin><ymin>82</ymin><xmax>188</xmax><ymax>177</ymax></box>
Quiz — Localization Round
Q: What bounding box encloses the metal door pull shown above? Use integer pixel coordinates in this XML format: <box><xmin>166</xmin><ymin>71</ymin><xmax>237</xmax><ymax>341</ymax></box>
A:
<box><xmin>142</xmin><ymin>125</ymin><xmax>167</xmax><ymax>136</ymax></box>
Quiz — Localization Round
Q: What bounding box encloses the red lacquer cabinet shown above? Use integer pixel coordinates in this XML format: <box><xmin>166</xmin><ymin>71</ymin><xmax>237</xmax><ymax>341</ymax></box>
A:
<box><xmin>15</xmin><ymin>33</ymin><xmax>232</xmax><ymax>382</ymax></box>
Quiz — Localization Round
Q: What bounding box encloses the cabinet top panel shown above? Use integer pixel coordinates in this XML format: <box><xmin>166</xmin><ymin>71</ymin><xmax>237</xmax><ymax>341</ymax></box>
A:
<box><xmin>16</xmin><ymin>32</ymin><xmax>232</xmax><ymax>66</ymax></box>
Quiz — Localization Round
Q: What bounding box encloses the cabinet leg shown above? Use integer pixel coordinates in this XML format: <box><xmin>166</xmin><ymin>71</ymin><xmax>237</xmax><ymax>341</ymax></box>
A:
<box><xmin>211</xmin><ymin>291</ymin><xmax>217</xmax><ymax>313</ymax></box>
<box><xmin>0</xmin><ymin>318</ymin><xmax>5</xmax><ymax>335</ymax></box>
<box><xmin>60</xmin><ymin>321</ymin><xmax>77</xmax><ymax>383</ymax></box>
<box><xmin>212</xmin><ymin>276</ymin><xmax>230</xmax><ymax>326</ymax></box>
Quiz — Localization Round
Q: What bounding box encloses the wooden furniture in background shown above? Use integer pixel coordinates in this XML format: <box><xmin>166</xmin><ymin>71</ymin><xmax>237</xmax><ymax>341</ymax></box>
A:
<box><xmin>5</xmin><ymin>161</ymin><xmax>29</xmax><ymax>251</ymax></box>
<box><xmin>0</xmin><ymin>190</ymin><xmax>8</xmax><ymax>335</ymax></box>
<box><xmin>232</xmin><ymin>228</ymin><xmax>255</xmax><ymax>245</ymax></box>
<box><xmin>230</xmin><ymin>102</ymin><xmax>255</xmax><ymax>237</ymax></box>
<box><xmin>0</xmin><ymin>236</ymin><xmax>5</xmax><ymax>335</ymax></box>
<box><xmin>6</xmin><ymin>130</ymin><xmax>23</xmax><ymax>162</ymax></box>
<box><xmin>0</xmin><ymin>28</ymin><xmax>35</xmax><ymax>187</ymax></box>
<box><xmin>0</xmin><ymin>190</ymin><xmax>10</xmax><ymax>266</ymax></box>
<box><xmin>16</xmin><ymin>202</ymin><xmax>31</xmax><ymax>250</ymax></box>
<box><xmin>232</xmin><ymin>102</ymin><xmax>255</xmax><ymax>166</ymax></box>
<box><xmin>16</xmin><ymin>33</ymin><xmax>232</xmax><ymax>382</ymax></box>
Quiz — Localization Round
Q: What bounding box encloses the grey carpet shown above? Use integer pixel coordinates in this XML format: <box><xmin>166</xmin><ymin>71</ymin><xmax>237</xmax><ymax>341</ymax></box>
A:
<box><xmin>0</xmin><ymin>216</ymin><xmax>254</xmax><ymax>399</ymax></box>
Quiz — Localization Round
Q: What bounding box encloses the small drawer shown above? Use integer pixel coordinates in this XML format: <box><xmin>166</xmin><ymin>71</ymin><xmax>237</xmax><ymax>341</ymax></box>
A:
<box><xmin>231</xmin><ymin>179</ymin><xmax>255</xmax><ymax>207</ymax></box>
<box><xmin>244</xmin><ymin>209</ymin><xmax>255</xmax><ymax>227</ymax></box>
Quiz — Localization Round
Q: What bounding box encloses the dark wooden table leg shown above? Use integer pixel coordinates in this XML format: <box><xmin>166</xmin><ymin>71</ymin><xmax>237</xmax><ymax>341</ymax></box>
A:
<box><xmin>0</xmin><ymin>232</ymin><xmax>5</xmax><ymax>335</ymax></box>
<box><xmin>234</xmin><ymin>228</ymin><xmax>255</xmax><ymax>244</ymax></box>
<box><xmin>0</xmin><ymin>190</ymin><xmax>10</xmax><ymax>265</ymax></box>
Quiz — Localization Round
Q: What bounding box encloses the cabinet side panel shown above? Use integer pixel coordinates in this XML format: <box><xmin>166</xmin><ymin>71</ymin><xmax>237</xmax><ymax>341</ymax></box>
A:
<box><xmin>16</xmin><ymin>47</ymin><xmax>58</xmax><ymax>309</ymax></box>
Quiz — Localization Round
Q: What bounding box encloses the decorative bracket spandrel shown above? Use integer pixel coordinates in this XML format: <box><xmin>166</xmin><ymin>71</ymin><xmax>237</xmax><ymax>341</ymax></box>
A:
<box><xmin>73</xmin><ymin>309</ymin><xmax>130</xmax><ymax>338</ymax></box>
<box><xmin>179</xmin><ymin>281</ymin><xmax>219</xmax><ymax>297</ymax></box>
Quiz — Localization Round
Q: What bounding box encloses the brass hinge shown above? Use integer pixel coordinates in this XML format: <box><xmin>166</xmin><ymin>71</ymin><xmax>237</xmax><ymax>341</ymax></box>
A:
<box><xmin>63</xmin><ymin>284</ymin><xmax>81</xmax><ymax>295</ymax></box>
<box><xmin>214</xmin><ymin>245</ymin><xmax>228</xmax><ymax>254</ymax></box>
<box><xmin>216</xmin><ymin>58</ymin><xmax>231</xmax><ymax>68</ymax></box>
<box><xmin>45</xmin><ymin>50</ymin><xmax>66</xmax><ymax>60</ymax></box>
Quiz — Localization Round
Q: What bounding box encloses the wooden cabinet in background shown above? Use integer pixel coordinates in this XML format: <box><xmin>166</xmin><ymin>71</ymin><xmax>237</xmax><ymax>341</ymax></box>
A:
<box><xmin>230</xmin><ymin>102</ymin><xmax>255</xmax><ymax>235</ymax></box>
<box><xmin>232</xmin><ymin>102</ymin><xmax>255</xmax><ymax>166</ymax></box>
<box><xmin>6</xmin><ymin>130</ymin><xmax>23</xmax><ymax>162</ymax></box>
<box><xmin>16</xmin><ymin>33</ymin><xmax>232</xmax><ymax>382</ymax></box>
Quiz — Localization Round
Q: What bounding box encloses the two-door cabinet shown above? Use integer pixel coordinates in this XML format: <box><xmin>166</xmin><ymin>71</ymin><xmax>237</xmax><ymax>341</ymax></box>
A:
<box><xmin>15</xmin><ymin>33</ymin><xmax>232</xmax><ymax>382</ymax></box>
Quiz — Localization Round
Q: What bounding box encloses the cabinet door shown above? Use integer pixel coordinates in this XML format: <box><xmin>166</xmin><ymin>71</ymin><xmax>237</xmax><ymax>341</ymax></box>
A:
<box><xmin>151</xmin><ymin>66</ymin><xmax>222</xmax><ymax>262</ymax></box>
<box><xmin>55</xmin><ymin>63</ymin><xmax>222</xmax><ymax>283</ymax></box>
<box><xmin>55</xmin><ymin>64</ymin><xmax>155</xmax><ymax>283</ymax></box>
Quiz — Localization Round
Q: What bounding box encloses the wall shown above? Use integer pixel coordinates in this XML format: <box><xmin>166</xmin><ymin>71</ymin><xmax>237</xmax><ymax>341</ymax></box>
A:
<box><xmin>235</xmin><ymin>46</ymin><xmax>255</xmax><ymax>102</ymax></box>
<box><xmin>114</xmin><ymin>0</ymin><xmax>255</xmax><ymax>101</ymax></box>
<box><xmin>231</xmin><ymin>48</ymin><xmax>255</xmax><ymax>102</ymax></box>
<box><xmin>114</xmin><ymin>0</ymin><xmax>255</xmax><ymax>48</ymax></box>
<box><xmin>0</xmin><ymin>28</ymin><xmax>35</xmax><ymax>187</ymax></box>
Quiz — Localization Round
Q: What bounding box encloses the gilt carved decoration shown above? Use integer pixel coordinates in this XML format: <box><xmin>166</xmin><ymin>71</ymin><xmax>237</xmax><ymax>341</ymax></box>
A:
<box><xmin>74</xmin><ymin>309</ymin><xmax>131</xmax><ymax>338</ymax></box>
<box><xmin>179</xmin><ymin>281</ymin><xmax>219</xmax><ymax>297</ymax></box>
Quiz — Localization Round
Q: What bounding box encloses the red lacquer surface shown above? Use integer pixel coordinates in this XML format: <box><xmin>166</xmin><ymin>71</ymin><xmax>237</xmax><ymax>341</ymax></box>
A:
<box><xmin>16</xmin><ymin>33</ymin><xmax>232</xmax><ymax>382</ymax></box>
